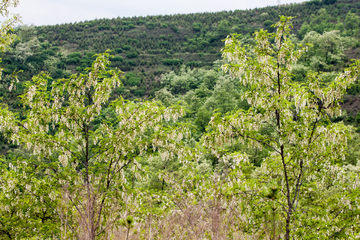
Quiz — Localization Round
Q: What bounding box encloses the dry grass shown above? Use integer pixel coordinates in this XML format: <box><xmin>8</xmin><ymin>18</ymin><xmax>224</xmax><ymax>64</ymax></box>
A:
<box><xmin>105</xmin><ymin>197</ymin><xmax>261</xmax><ymax>240</ymax></box>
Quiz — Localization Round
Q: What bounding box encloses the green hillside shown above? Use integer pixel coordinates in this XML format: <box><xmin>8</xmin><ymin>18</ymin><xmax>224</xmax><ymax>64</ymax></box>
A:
<box><xmin>1</xmin><ymin>0</ymin><xmax>360</xmax><ymax>101</ymax></box>
<box><xmin>0</xmin><ymin>0</ymin><xmax>359</xmax><ymax>153</ymax></box>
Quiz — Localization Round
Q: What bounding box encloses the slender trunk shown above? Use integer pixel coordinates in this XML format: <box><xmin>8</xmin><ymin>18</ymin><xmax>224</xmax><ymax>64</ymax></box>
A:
<box><xmin>276</xmin><ymin>43</ymin><xmax>293</xmax><ymax>240</ymax></box>
<box><xmin>161</xmin><ymin>178</ymin><xmax>165</xmax><ymax>191</ymax></box>
<box><xmin>285</xmin><ymin>209</ymin><xmax>292</xmax><ymax>240</ymax></box>
<box><xmin>272</xmin><ymin>207</ymin><xmax>276</xmax><ymax>240</ymax></box>
<box><xmin>84</xmin><ymin>121</ymin><xmax>96</xmax><ymax>240</ymax></box>
<box><xmin>280</xmin><ymin>144</ymin><xmax>293</xmax><ymax>240</ymax></box>
<box><xmin>148</xmin><ymin>214</ymin><xmax>152</xmax><ymax>240</ymax></box>
<box><xmin>126</xmin><ymin>227</ymin><xmax>130</xmax><ymax>240</ymax></box>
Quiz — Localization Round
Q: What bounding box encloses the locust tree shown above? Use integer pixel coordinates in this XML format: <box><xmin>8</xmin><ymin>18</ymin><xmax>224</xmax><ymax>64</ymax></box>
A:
<box><xmin>0</xmin><ymin>0</ymin><xmax>20</xmax><ymax>52</ymax></box>
<box><xmin>0</xmin><ymin>0</ymin><xmax>20</xmax><ymax>91</ymax></box>
<box><xmin>0</xmin><ymin>52</ymin><xmax>188</xmax><ymax>239</ymax></box>
<box><xmin>203</xmin><ymin>16</ymin><xmax>360</xmax><ymax>239</ymax></box>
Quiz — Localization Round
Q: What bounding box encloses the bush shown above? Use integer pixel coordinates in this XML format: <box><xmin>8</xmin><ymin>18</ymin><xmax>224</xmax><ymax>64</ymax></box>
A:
<box><xmin>186</xmin><ymin>61</ymin><xmax>203</xmax><ymax>68</ymax></box>
<box><xmin>146</xmin><ymin>22</ymin><xmax>155</xmax><ymax>29</ymax></box>
<box><xmin>115</xmin><ymin>48</ymin><xmax>123</xmax><ymax>53</ymax></box>
<box><xmin>162</xmin><ymin>59</ymin><xmax>184</xmax><ymax>66</ymax></box>
<box><xmin>97</xmin><ymin>25</ymin><xmax>110</xmax><ymax>31</ymax></box>
<box><xmin>192</xmin><ymin>23</ymin><xmax>202</xmax><ymax>31</ymax></box>
<box><xmin>110</xmin><ymin>56</ymin><xmax>123</xmax><ymax>62</ymax></box>
<box><xmin>66</xmin><ymin>57</ymin><xmax>81</xmax><ymax>65</ymax></box>
<box><xmin>122</xmin><ymin>45</ymin><xmax>131</xmax><ymax>51</ymax></box>
<box><xmin>52</xmin><ymin>69</ymin><xmax>66</xmax><ymax>79</ymax></box>
<box><xmin>127</xmin><ymin>38</ymin><xmax>140</xmax><ymax>44</ymax></box>
<box><xmin>137</xmin><ymin>20</ymin><xmax>146</xmax><ymax>25</ymax></box>
<box><xmin>43</xmin><ymin>49</ymin><xmax>55</xmax><ymax>56</ymax></box>
<box><xmin>67</xmin><ymin>52</ymin><xmax>82</xmax><ymax>59</ymax></box>
<box><xmin>125</xmin><ymin>72</ymin><xmax>141</xmax><ymax>86</ymax></box>
<box><xmin>126</xmin><ymin>52</ymin><xmax>139</xmax><ymax>58</ymax></box>
<box><xmin>134</xmin><ymin>89</ymin><xmax>146</xmax><ymax>96</ymax></box>
<box><xmin>263</xmin><ymin>20</ymin><xmax>274</xmax><ymax>27</ymax></box>
<box><xmin>158</xmin><ymin>41</ymin><xmax>169</xmax><ymax>47</ymax></box>
<box><xmin>127</xmin><ymin>60</ymin><xmax>136</xmax><ymax>66</ymax></box>
<box><xmin>122</xmin><ymin>21</ymin><xmax>134</xmax><ymax>25</ymax></box>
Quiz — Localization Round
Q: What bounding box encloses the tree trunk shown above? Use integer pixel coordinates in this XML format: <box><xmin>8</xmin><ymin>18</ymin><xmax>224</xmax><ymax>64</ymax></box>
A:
<box><xmin>285</xmin><ymin>209</ymin><xmax>292</xmax><ymax>240</ymax></box>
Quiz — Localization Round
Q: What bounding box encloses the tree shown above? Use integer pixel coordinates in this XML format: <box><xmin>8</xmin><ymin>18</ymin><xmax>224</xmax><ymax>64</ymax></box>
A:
<box><xmin>203</xmin><ymin>16</ymin><xmax>360</xmax><ymax>239</ymax></box>
<box><xmin>299</xmin><ymin>30</ymin><xmax>350</xmax><ymax>72</ymax></box>
<box><xmin>13</xmin><ymin>37</ymin><xmax>42</xmax><ymax>63</ymax></box>
<box><xmin>0</xmin><ymin>52</ymin><xmax>187</xmax><ymax>239</ymax></box>
<box><xmin>0</xmin><ymin>0</ymin><xmax>20</xmax><ymax>53</ymax></box>
<box><xmin>201</xmin><ymin>77</ymin><xmax>240</xmax><ymax>115</ymax></box>
<box><xmin>216</xmin><ymin>20</ymin><xmax>232</xmax><ymax>39</ymax></box>
<box><xmin>344</xmin><ymin>11</ymin><xmax>360</xmax><ymax>36</ymax></box>
<box><xmin>0</xmin><ymin>0</ymin><xmax>21</xmax><ymax>89</ymax></box>
<box><xmin>0</xmin><ymin>151</ymin><xmax>59</xmax><ymax>238</ymax></box>
<box><xmin>297</xmin><ymin>22</ymin><xmax>311</xmax><ymax>39</ymax></box>
<box><xmin>308</xmin><ymin>8</ymin><xmax>333</xmax><ymax>34</ymax></box>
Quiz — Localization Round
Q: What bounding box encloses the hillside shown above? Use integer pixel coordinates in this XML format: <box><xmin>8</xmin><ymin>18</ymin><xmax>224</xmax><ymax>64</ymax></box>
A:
<box><xmin>0</xmin><ymin>0</ymin><xmax>359</xmax><ymax>103</ymax></box>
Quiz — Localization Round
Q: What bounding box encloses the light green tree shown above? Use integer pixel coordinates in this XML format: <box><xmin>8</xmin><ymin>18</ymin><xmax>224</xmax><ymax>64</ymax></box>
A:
<box><xmin>13</xmin><ymin>37</ymin><xmax>42</xmax><ymax>63</ymax></box>
<box><xmin>0</xmin><ymin>52</ymin><xmax>188</xmax><ymax>239</ymax></box>
<box><xmin>203</xmin><ymin>16</ymin><xmax>360</xmax><ymax>239</ymax></box>
<box><xmin>292</xmin><ymin>30</ymin><xmax>352</xmax><ymax>83</ymax></box>
<box><xmin>0</xmin><ymin>0</ymin><xmax>21</xmax><ymax>91</ymax></box>
<box><xmin>0</xmin><ymin>0</ymin><xmax>20</xmax><ymax>53</ymax></box>
<box><xmin>216</xmin><ymin>19</ymin><xmax>232</xmax><ymax>39</ymax></box>
<box><xmin>300</xmin><ymin>30</ymin><xmax>350</xmax><ymax>71</ymax></box>
<box><xmin>0</xmin><ymin>151</ymin><xmax>59</xmax><ymax>238</ymax></box>
<box><xmin>344</xmin><ymin>11</ymin><xmax>360</xmax><ymax>36</ymax></box>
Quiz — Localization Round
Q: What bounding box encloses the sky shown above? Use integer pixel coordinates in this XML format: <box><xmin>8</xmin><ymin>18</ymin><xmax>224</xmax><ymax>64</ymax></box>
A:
<box><xmin>7</xmin><ymin>0</ymin><xmax>307</xmax><ymax>26</ymax></box>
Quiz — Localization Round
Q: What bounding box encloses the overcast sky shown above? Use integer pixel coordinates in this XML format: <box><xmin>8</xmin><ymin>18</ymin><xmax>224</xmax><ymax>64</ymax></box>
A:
<box><xmin>7</xmin><ymin>0</ymin><xmax>307</xmax><ymax>26</ymax></box>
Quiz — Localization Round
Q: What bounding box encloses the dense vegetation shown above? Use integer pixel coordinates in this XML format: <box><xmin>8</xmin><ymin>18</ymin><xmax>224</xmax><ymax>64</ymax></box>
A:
<box><xmin>0</xmin><ymin>0</ymin><xmax>360</xmax><ymax>239</ymax></box>
<box><xmin>1</xmin><ymin>0</ymin><xmax>360</xmax><ymax>101</ymax></box>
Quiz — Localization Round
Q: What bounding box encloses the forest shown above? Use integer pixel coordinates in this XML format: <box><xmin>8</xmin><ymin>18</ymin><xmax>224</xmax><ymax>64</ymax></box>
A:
<box><xmin>1</xmin><ymin>0</ymin><xmax>360</xmax><ymax>239</ymax></box>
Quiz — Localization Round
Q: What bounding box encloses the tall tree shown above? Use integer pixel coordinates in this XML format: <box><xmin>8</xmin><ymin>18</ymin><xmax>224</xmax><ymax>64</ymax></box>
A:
<box><xmin>0</xmin><ymin>52</ymin><xmax>187</xmax><ymax>239</ymax></box>
<box><xmin>0</xmin><ymin>0</ymin><xmax>20</xmax><ymax>53</ymax></box>
<box><xmin>203</xmin><ymin>16</ymin><xmax>360</xmax><ymax>239</ymax></box>
<box><xmin>0</xmin><ymin>0</ymin><xmax>20</xmax><ymax>89</ymax></box>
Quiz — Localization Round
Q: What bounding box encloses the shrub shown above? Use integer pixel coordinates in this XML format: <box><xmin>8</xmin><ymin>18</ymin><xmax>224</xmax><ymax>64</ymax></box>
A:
<box><xmin>122</xmin><ymin>45</ymin><xmax>131</xmax><ymax>51</ymax></box>
<box><xmin>115</xmin><ymin>48</ymin><xmax>123</xmax><ymax>53</ymax></box>
<box><xmin>192</xmin><ymin>23</ymin><xmax>202</xmax><ymax>31</ymax></box>
<box><xmin>126</xmin><ymin>52</ymin><xmax>139</xmax><ymax>58</ymax></box>
<box><xmin>162</xmin><ymin>59</ymin><xmax>184</xmax><ymax>66</ymax></box>
<box><xmin>110</xmin><ymin>56</ymin><xmax>123</xmax><ymax>62</ymax></box>
<box><xmin>67</xmin><ymin>52</ymin><xmax>82</xmax><ymax>59</ymax></box>
<box><xmin>146</xmin><ymin>22</ymin><xmax>155</xmax><ymax>29</ymax></box>
<box><xmin>66</xmin><ymin>57</ymin><xmax>81</xmax><ymax>65</ymax></box>
<box><xmin>125</xmin><ymin>72</ymin><xmax>141</xmax><ymax>86</ymax></box>
<box><xmin>134</xmin><ymin>89</ymin><xmax>145</xmax><ymax>96</ymax></box>
<box><xmin>97</xmin><ymin>25</ymin><xmax>110</xmax><ymax>30</ymax></box>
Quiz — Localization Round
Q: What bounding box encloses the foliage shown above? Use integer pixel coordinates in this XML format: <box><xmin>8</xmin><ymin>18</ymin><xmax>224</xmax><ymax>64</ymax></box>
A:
<box><xmin>0</xmin><ymin>52</ymin><xmax>188</xmax><ymax>238</ymax></box>
<box><xmin>344</xmin><ymin>11</ymin><xmax>360</xmax><ymax>36</ymax></box>
<box><xmin>0</xmin><ymin>0</ymin><xmax>358</xmax><ymax>102</ymax></box>
<box><xmin>203</xmin><ymin>16</ymin><xmax>360</xmax><ymax>239</ymax></box>
<box><xmin>1</xmin><ymin>0</ymin><xmax>360</xmax><ymax>238</ymax></box>
<box><xmin>0</xmin><ymin>153</ymin><xmax>59</xmax><ymax>238</ymax></box>
<box><xmin>0</xmin><ymin>0</ymin><xmax>20</xmax><ymax>53</ymax></box>
<box><xmin>299</xmin><ymin>30</ymin><xmax>351</xmax><ymax>72</ymax></box>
